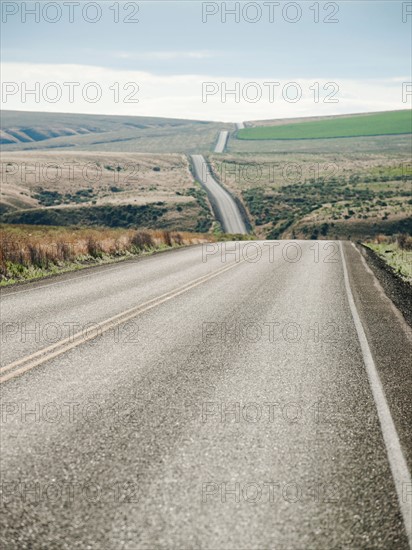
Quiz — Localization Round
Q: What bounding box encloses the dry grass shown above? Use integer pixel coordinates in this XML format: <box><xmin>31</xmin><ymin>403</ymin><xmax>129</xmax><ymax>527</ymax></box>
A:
<box><xmin>0</xmin><ymin>152</ymin><xmax>218</xmax><ymax>233</ymax></box>
<box><xmin>0</xmin><ymin>224</ymin><xmax>215</xmax><ymax>283</ymax></box>
<box><xmin>228</xmin><ymin>133</ymin><xmax>412</xmax><ymax>155</ymax></box>
<box><xmin>209</xmin><ymin>152</ymin><xmax>411</xmax><ymax>191</ymax></box>
<box><xmin>365</xmin><ymin>234</ymin><xmax>412</xmax><ymax>282</ymax></box>
<box><xmin>208</xmin><ymin>152</ymin><xmax>411</xmax><ymax>240</ymax></box>
<box><xmin>0</xmin><ymin>152</ymin><xmax>196</xmax><ymax>211</ymax></box>
<box><xmin>372</xmin><ymin>233</ymin><xmax>412</xmax><ymax>250</ymax></box>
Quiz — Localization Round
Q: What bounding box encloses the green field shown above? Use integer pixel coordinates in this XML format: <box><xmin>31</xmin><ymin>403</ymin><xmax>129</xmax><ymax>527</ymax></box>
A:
<box><xmin>238</xmin><ymin>110</ymin><xmax>412</xmax><ymax>141</ymax></box>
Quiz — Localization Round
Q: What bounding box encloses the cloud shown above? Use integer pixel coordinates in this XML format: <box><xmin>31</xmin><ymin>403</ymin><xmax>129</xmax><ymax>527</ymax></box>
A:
<box><xmin>1</xmin><ymin>62</ymin><xmax>410</xmax><ymax>122</ymax></box>
<box><xmin>113</xmin><ymin>51</ymin><xmax>217</xmax><ymax>61</ymax></box>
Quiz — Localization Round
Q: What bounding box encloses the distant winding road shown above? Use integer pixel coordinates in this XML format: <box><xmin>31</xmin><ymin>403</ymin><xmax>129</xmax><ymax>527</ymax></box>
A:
<box><xmin>189</xmin><ymin>125</ymin><xmax>248</xmax><ymax>234</ymax></box>
<box><xmin>214</xmin><ymin>130</ymin><xmax>229</xmax><ymax>153</ymax></box>
<box><xmin>191</xmin><ymin>153</ymin><xmax>247</xmax><ymax>234</ymax></box>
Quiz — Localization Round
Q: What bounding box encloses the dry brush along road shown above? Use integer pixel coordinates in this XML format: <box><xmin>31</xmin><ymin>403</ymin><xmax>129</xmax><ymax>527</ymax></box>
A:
<box><xmin>0</xmin><ymin>240</ymin><xmax>411</xmax><ymax>549</ymax></box>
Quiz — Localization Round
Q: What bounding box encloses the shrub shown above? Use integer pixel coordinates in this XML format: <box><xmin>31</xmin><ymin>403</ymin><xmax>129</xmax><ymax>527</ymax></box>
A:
<box><xmin>320</xmin><ymin>223</ymin><xmax>329</xmax><ymax>236</ymax></box>
<box><xmin>129</xmin><ymin>231</ymin><xmax>154</xmax><ymax>250</ymax></box>
<box><xmin>397</xmin><ymin>233</ymin><xmax>412</xmax><ymax>250</ymax></box>
<box><xmin>162</xmin><ymin>231</ymin><xmax>172</xmax><ymax>247</ymax></box>
<box><xmin>27</xmin><ymin>244</ymin><xmax>49</xmax><ymax>269</ymax></box>
<box><xmin>86</xmin><ymin>236</ymin><xmax>103</xmax><ymax>258</ymax></box>
<box><xmin>172</xmin><ymin>232</ymin><xmax>183</xmax><ymax>245</ymax></box>
<box><xmin>57</xmin><ymin>240</ymin><xmax>72</xmax><ymax>261</ymax></box>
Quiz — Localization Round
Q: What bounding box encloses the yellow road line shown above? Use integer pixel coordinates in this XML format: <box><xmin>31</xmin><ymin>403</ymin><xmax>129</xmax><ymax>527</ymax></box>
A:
<box><xmin>0</xmin><ymin>260</ymin><xmax>244</xmax><ymax>384</ymax></box>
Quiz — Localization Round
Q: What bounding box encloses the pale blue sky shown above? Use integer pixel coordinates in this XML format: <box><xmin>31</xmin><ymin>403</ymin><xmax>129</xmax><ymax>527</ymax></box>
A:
<box><xmin>1</xmin><ymin>1</ymin><xmax>411</xmax><ymax>120</ymax></box>
<box><xmin>2</xmin><ymin>1</ymin><xmax>411</xmax><ymax>77</ymax></box>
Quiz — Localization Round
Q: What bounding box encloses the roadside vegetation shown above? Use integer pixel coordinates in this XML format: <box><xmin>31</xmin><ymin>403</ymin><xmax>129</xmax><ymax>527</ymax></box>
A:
<box><xmin>0</xmin><ymin>224</ymin><xmax>216</xmax><ymax>285</ymax></box>
<box><xmin>179</xmin><ymin>186</ymin><xmax>214</xmax><ymax>232</ymax></box>
<box><xmin>364</xmin><ymin>234</ymin><xmax>412</xmax><ymax>283</ymax></box>
<box><xmin>209</xmin><ymin>153</ymin><xmax>412</xmax><ymax>240</ymax></box>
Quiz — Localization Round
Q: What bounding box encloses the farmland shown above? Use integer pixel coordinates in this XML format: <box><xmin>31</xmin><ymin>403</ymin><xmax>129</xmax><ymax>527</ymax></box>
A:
<box><xmin>237</xmin><ymin>110</ymin><xmax>412</xmax><ymax>141</ymax></box>
<box><xmin>215</xmin><ymin>111</ymin><xmax>412</xmax><ymax>240</ymax></box>
<box><xmin>228</xmin><ymin>133</ymin><xmax>412</xmax><ymax>155</ymax></box>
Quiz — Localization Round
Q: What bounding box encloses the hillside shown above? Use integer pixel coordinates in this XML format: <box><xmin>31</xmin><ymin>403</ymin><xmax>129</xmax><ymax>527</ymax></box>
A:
<box><xmin>0</xmin><ymin>152</ymin><xmax>215</xmax><ymax>233</ymax></box>
<box><xmin>1</xmin><ymin>109</ymin><xmax>411</xmax><ymax>240</ymax></box>
<box><xmin>0</xmin><ymin>110</ymin><xmax>230</xmax><ymax>153</ymax></box>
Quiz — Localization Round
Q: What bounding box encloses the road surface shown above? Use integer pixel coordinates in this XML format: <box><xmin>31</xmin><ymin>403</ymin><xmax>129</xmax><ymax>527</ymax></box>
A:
<box><xmin>1</xmin><ymin>241</ymin><xmax>411</xmax><ymax>549</ymax></box>
<box><xmin>191</xmin><ymin>154</ymin><xmax>248</xmax><ymax>234</ymax></box>
<box><xmin>214</xmin><ymin>130</ymin><xmax>229</xmax><ymax>153</ymax></box>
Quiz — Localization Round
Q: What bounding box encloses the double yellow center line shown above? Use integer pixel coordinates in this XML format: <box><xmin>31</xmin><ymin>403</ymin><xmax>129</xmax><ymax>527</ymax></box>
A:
<box><xmin>1</xmin><ymin>260</ymin><xmax>244</xmax><ymax>384</ymax></box>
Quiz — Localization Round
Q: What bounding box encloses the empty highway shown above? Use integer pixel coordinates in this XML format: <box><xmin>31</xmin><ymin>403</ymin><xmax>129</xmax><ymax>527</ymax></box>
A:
<box><xmin>1</xmin><ymin>240</ymin><xmax>411</xmax><ymax>549</ymax></box>
<box><xmin>214</xmin><ymin>130</ymin><xmax>229</xmax><ymax>153</ymax></box>
<box><xmin>191</xmin><ymin>155</ymin><xmax>247</xmax><ymax>234</ymax></box>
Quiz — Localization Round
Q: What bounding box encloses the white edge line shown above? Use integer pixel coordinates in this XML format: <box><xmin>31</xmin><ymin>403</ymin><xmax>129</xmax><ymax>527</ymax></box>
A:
<box><xmin>351</xmin><ymin>242</ymin><xmax>412</xmax><ymax>344</ymax></box>
<box><xmin>340</xmin><ymin>241</ymin><xmax>412</xmax><ymax>549</ymax></box>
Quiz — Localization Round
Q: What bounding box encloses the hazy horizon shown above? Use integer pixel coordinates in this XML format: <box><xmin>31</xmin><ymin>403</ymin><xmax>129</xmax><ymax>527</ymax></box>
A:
<box><xmin>1</xmin><ymin>105</ymin><xmax>410</xmax><ymax>126</ymax></box>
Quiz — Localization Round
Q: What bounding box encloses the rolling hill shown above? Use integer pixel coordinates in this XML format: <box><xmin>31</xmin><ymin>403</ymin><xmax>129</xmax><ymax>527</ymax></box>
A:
<box><xmin>1</xmin><ymin>111</ymin><xmax>230</xmax><ymax>153</ymax></box>
<box><xmin>1</xmin><ymin>109</ymin><xmax>410</xmax><ymax>240</ymax></box>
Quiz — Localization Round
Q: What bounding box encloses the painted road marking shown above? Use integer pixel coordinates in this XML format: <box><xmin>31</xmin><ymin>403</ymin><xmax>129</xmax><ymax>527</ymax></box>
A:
<box><xmin>0</xmin><ymin>259</ymin><xmax>245</xmax><ymax>384</ymax></box>
<box><xmin>340</xmin><ymin>241</ymin><xmax>412</xmax><ymax>549</ymax></box>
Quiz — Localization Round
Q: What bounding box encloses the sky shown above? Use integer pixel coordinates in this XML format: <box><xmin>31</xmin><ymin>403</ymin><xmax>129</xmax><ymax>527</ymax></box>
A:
<box><xmin>1</xmin><ymin>1</ymin><xmax>411</xmax><ymax>121</ymax></box>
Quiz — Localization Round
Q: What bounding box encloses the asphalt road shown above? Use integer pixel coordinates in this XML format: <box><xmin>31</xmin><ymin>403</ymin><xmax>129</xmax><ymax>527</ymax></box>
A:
<box><xmin>1</xmin><ymin>241</ymin><xmax>411</xmax><ymax>550</ymax></box>
<box><xmin>214</xmin><ymin>130</ymin><xmax>229</xmax><ymax>153</ymax></box>
<box><xmin>191</xmin><ymin>154</ymin><xmax>247</xmax><ymax>234</ymax></box>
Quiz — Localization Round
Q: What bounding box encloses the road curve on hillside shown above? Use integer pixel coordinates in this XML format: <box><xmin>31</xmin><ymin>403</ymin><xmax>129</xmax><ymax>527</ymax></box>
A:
<box><xmin>0</xmin><ymin>241</ymin><xmax>411</xmax><ymax>549</ymax></box>
<box><xmin>191</xmin><ymin>154</ymin><xmax>247</xmax><ymax>234</ymax></box>
<box><xmin>214</xmin><ymin>130</ymin><xmax>229</xmax><ymax>153</ymax></box>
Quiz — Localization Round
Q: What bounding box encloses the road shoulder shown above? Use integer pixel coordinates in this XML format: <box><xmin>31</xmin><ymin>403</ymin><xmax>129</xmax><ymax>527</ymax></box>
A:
<box><xmin>342</xmin><ymin>241</ymin><xmax>412</xmax><ymax>473</ymax></box>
